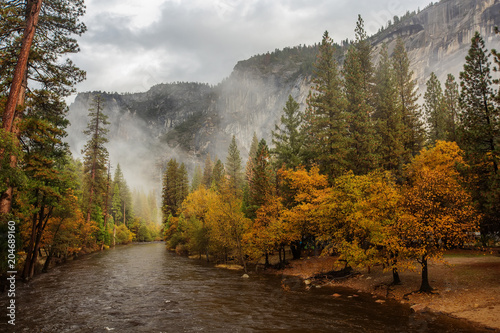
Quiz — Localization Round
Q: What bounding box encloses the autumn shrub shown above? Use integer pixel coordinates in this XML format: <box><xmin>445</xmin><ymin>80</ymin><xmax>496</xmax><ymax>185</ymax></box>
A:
<box><xmin>115</xmin><ymin>224</ymin><xmax>134</xmax><ymax>244</ymax></box>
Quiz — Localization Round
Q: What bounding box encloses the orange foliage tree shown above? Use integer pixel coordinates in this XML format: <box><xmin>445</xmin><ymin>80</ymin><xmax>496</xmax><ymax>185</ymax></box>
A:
<box><xmin>279</xmin><ymin>166</ymin><xmax>330</xmax><ymax>258</ymax></box>
<box><xmin>206</xmin><ymin>182</ymin><xmax>251</xmax><ymax>272</ymax></box>
<box><xmin>317</xmin><ymin>171</ymin><xmax>406</xmax><ymax>283</ymax></box>
<box><xmin>397</xmin><ymin>141</ymin><xmax>479</xmax><ymax>292</ymax></box>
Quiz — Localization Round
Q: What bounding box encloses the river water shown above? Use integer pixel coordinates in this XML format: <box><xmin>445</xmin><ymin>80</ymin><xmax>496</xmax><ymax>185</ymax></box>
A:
<box><xmin>2</xmin><ymin>242</ymin><xmax>488</xmax><ymax>332</ymax></box>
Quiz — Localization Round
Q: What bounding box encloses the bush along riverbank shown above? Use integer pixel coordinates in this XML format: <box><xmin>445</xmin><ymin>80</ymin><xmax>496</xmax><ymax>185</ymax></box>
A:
<box><xmin>260</xmin><ymin>249</ymin><xmax>500</xmax><ymax>331</ymax></box>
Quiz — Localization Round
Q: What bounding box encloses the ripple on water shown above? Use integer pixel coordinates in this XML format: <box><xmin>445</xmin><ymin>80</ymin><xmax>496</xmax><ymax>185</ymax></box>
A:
<box><xmin>1</xmin><ymin>242</ymin><xmax>490</xmax><ymax>333</ymax></box>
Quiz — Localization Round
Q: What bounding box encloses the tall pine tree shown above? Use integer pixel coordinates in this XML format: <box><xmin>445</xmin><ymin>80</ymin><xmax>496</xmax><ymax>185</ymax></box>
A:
<box><xmin>373</xmin><ymin>44</ymin><xmax>404</xmax><ymax>174</ymax></box>
<box><xmin>392</xmin><ymin>37</ymin><xmax>425</xmax><ymax>162</ymax></box>
<box><xmin>424</xmin><ymin>72</ymin><xmax>447</xmax><ymax>143</ymax></box>
<box><xmin>81</xmin><ymin>95</ymin><xmax>109</xmax><ymax>228</ymax></box>
<box><xmin>459</xmin><ymin>32</ymin><xmax>499</xmax><ymax>234</ymax></box>
<box><xmin>303</xmin><ymin>31</ymin><xmax>349</xmax><ymax>181</ymax></box>
<box><xmin>443</xmin><ymin>74</ymin><xmax>460</xmax><ymax>142</ymax></box>
<box><xmin>226</xmin><ymin>135</ymin><xmax>244</xmax><ymax>194</ymax></box>
<box><xmin>344</xmin><ymin>17</ymin><xmax>378</xmax><ymax>174</ymax></box>
<box><xmin>271</xmin><ymin>95</ymin><xmax>304</xmax><ymax>170</ymax></box>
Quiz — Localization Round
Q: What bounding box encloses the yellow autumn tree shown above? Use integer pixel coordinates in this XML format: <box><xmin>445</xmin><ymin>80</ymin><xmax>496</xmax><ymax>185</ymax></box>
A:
<box><xmin>397</xmin><ymin>141</ymin><xmax>479</xmax><ymax>292</ymax></box>
<box><xmin>180</xmin><ymin>187</ymin><xmax>218</xmax><ymax>260</ymax></box>
<box><xmin>40</xmin><ymin>191</ymin><xmax>90</xmax><ymax>269</ymax></box>
<box><xmin>317</xmin><ymin>171</ymin><xmax>407</xmax><ymax>283</ymax></box>
<box><xmin>244</xmin><ymin>193</ymin><xmax>291</xmax><ymax>267</ymax></box>
<box><xmin>279</xmin><ymin>166</ymin><xmax>330</xmax><ymax>258</ymax></box>
<box><xmin>206</xmin><ymin>181</ymin><xmax>251</xmax><ymax>272</ymax></box>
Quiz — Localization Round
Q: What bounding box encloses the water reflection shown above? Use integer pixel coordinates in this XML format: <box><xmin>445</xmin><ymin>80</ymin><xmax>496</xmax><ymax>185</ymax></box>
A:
<box><xmin>1</xmin><ymin>242</ymin><xmax>488</xmax><ymax>332</ymax></box>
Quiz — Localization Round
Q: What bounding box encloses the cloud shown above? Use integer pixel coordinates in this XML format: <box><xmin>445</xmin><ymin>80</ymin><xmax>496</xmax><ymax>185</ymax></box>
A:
<box><xmin>68</xmin><ymin>0</ymin><xmax>432</xmax><ymax>96</ymax></box>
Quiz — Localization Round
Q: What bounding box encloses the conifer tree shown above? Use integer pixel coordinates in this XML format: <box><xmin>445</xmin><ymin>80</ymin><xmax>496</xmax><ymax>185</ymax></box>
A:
<box><xmin>161</xmin><ymin>159</ymin><xmax>189</xmax><ymax>218</ymax></box>
<box><xmin>424</xmin><ymin>72</ymin><xmax>447</xmax><ymax>143</ymax></box>
<box><xmin>444</xmin><ymin>74</ymin><xmax>460</xmax><ymax>142</ymax></box>
<box><xmin>271</xmin><ymin>95</ymin><xmax>304</xmax><ymax>170</ymax></box>
<box><xmin>0</xmin><ymin>0</ymin><xmax>86</xmax><ymax>215</ymax></box>
<box><xmin>81</xmin><ymin>95</ymin><xmax>109</xmax><ymax>225</ymax></box>
<box><xmin>392</xmin><ymin>37</ymin><xmax>425</xmax><ymax>162</ymax></box>
<box><xmin>247</xmin><ymin>139</ymin><xmax>272</xmax><ymax>219</ymax></box>
<box><xmin>202</xmin><ymin>154</ymin><xmax>213</xmax><ymax>188</ymax></box>
<box><xmin>245</xmin><ymin>133</ymin><xmax>259</xmax><ymax>184</ymax></box>
<box><xmin>303</xmin><ymin>31</ymin><xmax>349</xmax><ymax>181</ymax></box>
<box><xmin>211</xmin><ymin>159</ymin><xmax>225</xmax><ymax>190</ymax></box>
<box><xmin>177</xmin><ymin>162</ymin><xmax>189</xmax><ymax>206</ymax></box>
<box><xmin>225</xmin><ymin>135</ymin><xmax>243</xmax><ymax>194</ymax></box>
<box><xmin>18</xmin><ymin>91</ymin><xmax>74</xmax><ymax>280</ymax></box>
<box><xmin>443</xmin><ymin>74</ymin><xmax>460</xmax><ymax>142</ymax></box>
<box><xmin>111</xmin><ymin>164</ymin><xmax>133</xmax><ymax>226</ymax></box>
<box><xmin>162</xmin><ymin>159</ymin><xmax>179</xmax><ymax>218</ymax></box>
<box><xmin>373</xmin><ymin>44</ymin><xmax>405</xmax><ymax>173</ymax></box>
<box><xmin>111</xmin><ymin>183</ymin><xmax>122</xmax><ymax>224</ymax></box>
<box><xmin>459</xmin><ymin>32</ymin><xmax>500</xmax><ymax>234</ymax></box>
<box><xmin>344</xmin><ymin>18</ymin><xmax>378</xmax><ymax>174</ymax></box>
<box><xmin>190</xmin><ymin>164</ymin><xmax>203</xmax><ymax>192</ymax></box>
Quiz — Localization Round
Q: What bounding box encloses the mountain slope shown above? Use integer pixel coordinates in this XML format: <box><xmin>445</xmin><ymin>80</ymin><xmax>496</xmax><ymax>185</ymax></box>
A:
<box><xmin>67</xmin><ymin>0</ymin><xmax>500</xmax><ymax>185</ymax></box>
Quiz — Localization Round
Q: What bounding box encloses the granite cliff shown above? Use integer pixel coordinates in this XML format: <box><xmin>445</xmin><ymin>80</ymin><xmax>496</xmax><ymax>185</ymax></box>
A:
<box><xmin>66</xmin><ymin>0</ymin><xmax>500</xmax><ymax>184</ymax></box>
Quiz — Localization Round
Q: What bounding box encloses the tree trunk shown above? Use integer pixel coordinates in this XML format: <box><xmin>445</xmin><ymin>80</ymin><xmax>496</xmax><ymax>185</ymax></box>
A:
<box><xmin>392</xmin><ymin>267</ymin><xmax>401</xmax><ymax>285</ymax></box>
<box><xmin>0</xmin><ymin>76</ymin><xmax>27</xmax><ymax>215</ymax></box>
<box><xmin>113</xmin><ymin>224</ymin><xmax>116</xmax><ymax>247</ymax></box>
<box><xmin>2</xmin><ymin>0</ymin><xmax>43</xmax><ymax>133</ymax></box>
<box><xmin>265</xmin><ymin>252</ymin><xmax>270</xmax><ymax>267</ymax></box>
<box><xmin>22</xmin><ymin>193</ymin><xmax>39</xmax><ymax>280</ymax></box>
<box><xmin>42</xmin><ymin>250</ymin><xmax>53</xmax><ymax>273</ymax></box>
<box><xmin>236</xmin><ymin>238</ymin><xmax>247</xmax><ymax>274</ymax></box>
<box><xmin>290</xmin><ymin>242</ymin><xmax>301</xmax><ymax>260</ymax></box>
<box><xmin>419</xmin><ymin>255</ymin><xmax>433</xmax><ymax>292</ymax></box>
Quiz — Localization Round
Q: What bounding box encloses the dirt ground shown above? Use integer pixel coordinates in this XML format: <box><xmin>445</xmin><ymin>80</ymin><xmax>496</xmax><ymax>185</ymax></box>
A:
<box><xmin>266</xmin><ymin>249</ymin><xmax>500</xmax><ymax>331</ymax></box>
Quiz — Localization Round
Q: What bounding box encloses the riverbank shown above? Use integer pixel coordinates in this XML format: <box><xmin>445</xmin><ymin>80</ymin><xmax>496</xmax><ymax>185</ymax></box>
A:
<box><xmin>265</xmin><ymin>249</ymin><xmax>500</xmax><ymax>331</ymax></box>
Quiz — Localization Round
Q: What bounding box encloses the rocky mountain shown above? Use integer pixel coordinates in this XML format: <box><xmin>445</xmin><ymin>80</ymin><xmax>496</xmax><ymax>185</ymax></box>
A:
<box><xmin>66</xmin><ymin>0</ymin><xmax>500</xmax><ymax>186</ymax></box>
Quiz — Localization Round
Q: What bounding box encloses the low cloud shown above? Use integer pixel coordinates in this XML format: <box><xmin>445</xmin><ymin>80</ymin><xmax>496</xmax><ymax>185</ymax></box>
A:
<box><xmin>69</xmin><ymin>0</ymin><xmax>431</xmax><ymax>95</ymax></box>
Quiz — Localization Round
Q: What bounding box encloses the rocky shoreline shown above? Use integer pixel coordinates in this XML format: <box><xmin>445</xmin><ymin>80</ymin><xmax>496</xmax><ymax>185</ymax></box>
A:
<box><xmin>266</xmin><ymin>251</ymin><xmax>500</xmax><ymax>331</ymax></box>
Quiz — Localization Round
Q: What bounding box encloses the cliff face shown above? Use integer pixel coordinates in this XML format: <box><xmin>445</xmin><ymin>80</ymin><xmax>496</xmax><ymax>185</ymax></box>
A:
<box><xmin>373</xmin><ymin>0</ymin><xmax>500</xmax><ymax>86</ymax></box>
<box><xmin>67</xmin><ymin>0</ymin><xmax>500</xmax><ymax>181</ymax></box>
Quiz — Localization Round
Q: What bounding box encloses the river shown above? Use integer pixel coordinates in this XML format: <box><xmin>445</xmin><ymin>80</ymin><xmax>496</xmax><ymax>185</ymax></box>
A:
<box><xmin>1</xmin><ymin>242</ymin><xmax>488</xmax><ymax>332</ymax></box>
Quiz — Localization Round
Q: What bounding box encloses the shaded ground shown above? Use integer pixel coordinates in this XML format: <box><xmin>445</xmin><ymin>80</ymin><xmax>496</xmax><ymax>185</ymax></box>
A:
<box><xmin>265</xmin><ymin>249</ymin><xmax>500</xmax><ymax>331</ymax></box>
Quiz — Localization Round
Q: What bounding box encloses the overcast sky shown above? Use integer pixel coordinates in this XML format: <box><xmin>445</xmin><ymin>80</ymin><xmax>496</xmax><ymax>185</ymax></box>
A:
<box><xmin>68</xmin><ymin>0</ymin><xmax>432</xmax><ymax>98</ymax></box>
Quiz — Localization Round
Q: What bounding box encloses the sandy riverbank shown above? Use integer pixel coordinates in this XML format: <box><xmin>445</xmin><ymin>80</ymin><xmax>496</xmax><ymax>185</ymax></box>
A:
<box><xmin>267</xmin><ymin>250</ymin><xmax>500</xmax><ymax>331</ymax></box>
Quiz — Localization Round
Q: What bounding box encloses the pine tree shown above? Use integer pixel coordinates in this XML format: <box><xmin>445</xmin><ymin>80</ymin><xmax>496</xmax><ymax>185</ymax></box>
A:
<box><xmin>111</xmin><ymin>164</ymin><xmax>133</xmax><ymax>226</ymax></box>
<box><xmin>17</xmin><ymin>90</ymin><xmax>74</xmax><ymax>280</ymax></box>
<box><xmin>344</xmin><ymin>18</ymin><xmax>378</xmax><ymax>174</ymax></box>
<box><xmin>161</xmin><ymin>159</ymin><xmax>188</xmax><ymax>218</ymax></box>
<box><xmin>202</xmin><ymin>154</ymin><xmax>213</xmax><ymax>189</ymax></box>
<box><xmin>443</xmin><ymin>74</ymin><xmax>460</xmax><ymax>142</ymax></box>
<box><xmin>245</xmin><ymin>133</ymin><xmax>259</xmax><ymax>184</ymax></box>
<box><xmin>303</xmin><ymin>31</ymin><xmax>349</xmax><ymax>181</ymax></box>
<box><xmin>177</xmin><ymin>162</ymin><xmax>189</xmax><ymax>207</ymax></box>
<box><xmin>459</xmin><ymin>32</ymin><xmax>500</xmax><ymax>234</ymax></box>
<box><xmin>111</xmin><ymin>183</ymin><xmax>123</xmax><ymax>224</ymax></box>
<box><xmin>190</xmin><ymin>164</ymin><xmax>203</xmax><ymax>192</ymax></box>
<box><xmin>392</xmin><ymin>37</ymin><xmax>425</xmax><ymax>162</ymax></box>
<box><xmin>373</xmin><ymin>44</ymin><xmax>405</xmax><ymax>174</ymax></box>
<box><xmin>459</xmin><ymin>32</ymin><xmax>498</xmax><ymax>173</ymax></box>
<box><xmin>0</xmin><ymin>0</ymin><xmax>86</xmax><ymax>215</ymax></box>
<box><xmin>162</xmin><ymin>159</ymin><xmax>179</xmax><ymax>218</ymax></box>
<box><xmin>211</xmin><ymin>159</ymin><xmax>225</xmax><ymax>190</ymax></box>
<box><xmin>271</xmin><ymin>95</ymin><xmax>304</xmax><ymax>170</ymax></box>
<box><xmin>424</xmin><ymin>72</ymin><xmax>447</xmax><ymax>143</ymax></box>
<box><xmin>248</xmin><ymin>139</ymin><xmax>272</xmax><ymax>219</ymax></box>
<box><xmin>225</xmin><ymin>135</ymin><xmax>243</xmax><ymax>194</ymax></box>
<box><xmin>81</xmin><ymin>95</ymin><xmax>109</xmax><ymax>225</ymax></box>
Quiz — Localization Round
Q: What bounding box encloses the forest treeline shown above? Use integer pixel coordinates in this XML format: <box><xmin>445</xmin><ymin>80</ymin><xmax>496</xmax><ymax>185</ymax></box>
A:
<box><xmin>0</xmin><ymin>1</ymin><xmax>161</xmax><ymax>283</ymax></box>
<box><xmin>162</xmin><ymin>17</ymin><xmax>499</xmax><ymax>292</ymax></box>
